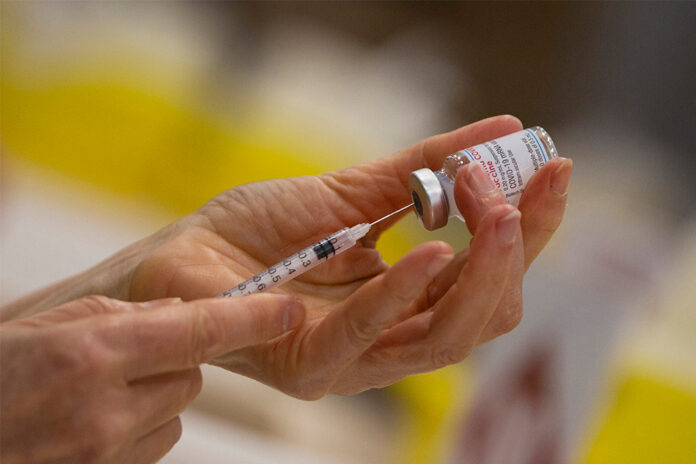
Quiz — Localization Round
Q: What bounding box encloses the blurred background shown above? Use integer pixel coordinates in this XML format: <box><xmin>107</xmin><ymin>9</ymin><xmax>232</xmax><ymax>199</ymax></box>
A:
<box><xmin>2</xmin><ymin>2</ymin><xmax>695</xmax><ymax>463</ymax></box>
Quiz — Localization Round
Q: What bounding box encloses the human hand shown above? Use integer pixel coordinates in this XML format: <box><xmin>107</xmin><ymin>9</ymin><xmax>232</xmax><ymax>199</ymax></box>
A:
<box><xmin>129</xmin><ymin>115</ymin><xmax>571</xmax><ymax>398</ymax></box>
<box><xmin>0</xmin><ymin>294</ymin><xmax>304</xmax><ymax>463</ymax></box>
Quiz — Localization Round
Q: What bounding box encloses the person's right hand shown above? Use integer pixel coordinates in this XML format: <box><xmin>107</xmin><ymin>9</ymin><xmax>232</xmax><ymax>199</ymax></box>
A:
<box><xmin>0</xmin><ymin>294</ymin><xmax>304</xmax><ymax>464</ymax></box>
<box><xmin>127</xmin><ymin>115</ymin><xmax>571</xmax><ymax>399</ymax></box>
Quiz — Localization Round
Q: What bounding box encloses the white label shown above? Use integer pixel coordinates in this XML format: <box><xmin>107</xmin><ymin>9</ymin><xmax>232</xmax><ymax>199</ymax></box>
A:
<box><xmin>457</xmin><ymin>129</ymin><xmax>549</xmax><ymax>206</ymax></box>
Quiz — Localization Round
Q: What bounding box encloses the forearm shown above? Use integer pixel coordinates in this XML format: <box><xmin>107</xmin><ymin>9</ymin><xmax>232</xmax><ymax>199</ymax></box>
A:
<box><xmin>1</xmin><ymin>240</ymin><xmax>146</xmax><ymax>322</ymax></box>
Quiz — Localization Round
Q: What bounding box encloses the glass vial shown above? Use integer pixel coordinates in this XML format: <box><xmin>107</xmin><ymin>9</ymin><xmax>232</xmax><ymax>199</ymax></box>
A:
<box><xmin>409</xmin><ymin>126</ymin><xmax>557</xmax><ymax>230</ymax></box>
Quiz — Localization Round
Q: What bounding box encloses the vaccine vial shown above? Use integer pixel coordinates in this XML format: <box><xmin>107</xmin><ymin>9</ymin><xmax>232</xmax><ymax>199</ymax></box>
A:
<box><xmin>409</xmin><ymin>126</ymin><xmax>557</xmax><ymax>230</ymax></box>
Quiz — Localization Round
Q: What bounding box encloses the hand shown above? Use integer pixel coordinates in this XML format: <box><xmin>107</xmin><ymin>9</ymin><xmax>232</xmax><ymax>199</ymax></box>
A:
<box><xmin>0</xmin><ymin>115</ymin><xmax>571</xmax><ymax>411</ymax></box>
<box><xmin>0</xmin><ymin>294</ymin><xmax>304</xmax><ymax>463</ymax></box>
<box><xmin>127</xmin><ymin>115</ymin><xmax>571</xmax><ymax>398</ymax></box>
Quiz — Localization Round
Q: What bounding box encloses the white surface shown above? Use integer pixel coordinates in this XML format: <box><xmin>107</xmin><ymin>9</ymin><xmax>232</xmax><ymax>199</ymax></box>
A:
<box><xmin>163</xmin><ymin>409</ymin><xmax>348</xmax><ymax>464</ymax></box>
<box><xmin>0</xmin><ymin>162</ymin><xmax>170</xmax><ymax>304</ymax></box>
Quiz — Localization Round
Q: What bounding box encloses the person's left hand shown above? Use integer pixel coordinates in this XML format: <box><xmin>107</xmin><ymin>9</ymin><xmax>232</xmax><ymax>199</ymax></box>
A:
<box><xmin>0</xmin><ymin>294</ymin><xmax>303</xmax><ymax>463</ymax></box>
<box><xmin>128</xmin><ymin>115</ymin><xmax>572</xmax><ymax>398</ymax></box>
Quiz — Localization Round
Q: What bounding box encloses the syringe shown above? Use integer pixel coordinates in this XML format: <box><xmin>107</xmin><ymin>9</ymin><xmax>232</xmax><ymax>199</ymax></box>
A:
<box><xmin>220</xmin><ymin>203</ymin><xmax>413</xmax><ymax>297</ymax></box>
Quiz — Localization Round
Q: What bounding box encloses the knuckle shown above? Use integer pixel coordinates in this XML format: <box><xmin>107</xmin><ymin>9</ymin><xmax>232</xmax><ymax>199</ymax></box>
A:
<box><xmin>81</xmin><ymin>413</ymin><xmax>130</xmax><ymax>461</ymax></box>
<box><xmin>498</xmin><ymin>301</ymin><xmax>523</xmax><ymax>334</ymax></box>
<box><xmin>431</xmin><ymin>344</ymin><xmax>472</xmax><ymax>369</ymax></box>
<box><xmin>76</xmin><ymin>336</ymin><xmax>115</xmax><ymax>376</ymax></box>
<box><xmin>296</xmin><ymin>389</ymin><xmax>326</xmax><ymax>401</ymax></box>
<box><xmin>296</xmin><ymin>390</ymin><xmax>327</xmax><ymax>401</ymax></box>
<box><xmin>186</xmin><ymin>367</ymin><xmax>204</xmax><ymax>400</ymax></box>
<box><xmin>466</xmin><ymin>260</ymin><xmax>505</xmax><ymax>293</ymax></box>
<box><xmin>188</xmin><ymin>307</ymin><xmax>225</xmax><ymax>366</ymax></box>
<box><xmin>382</xmin><ymin>273</ymin><xmax>418</xmax><ymax>305</ymax></box>
<box><xmin>526</xmin><ymin>212</ymin><xmax>563</xmax><ymax>237</ymax></box>
<box><xmin>78</xmin><ymin>295</ymin><xmax>119</xmax><ymax>315</ymax></box>
<box><xmin>48</xmin><ymin>333</ymin><xmax>112</xmax><ymax>380</ymax></box>
<box><xmin>541</xmin><ymin>215</ymin><xmax>563</xmax><ymax>235</ymax></box>
<box><xmin>480</xmin><ymin>303</ymin><xmax>523</xmax><ymax>343</ymax></box>
<box><xmin>395</xmin><ymin>347</ymin><xmax>419</xmax><ymax>367</ymax></box>
<box><xmin>170</xmin><ymin>368</ymin><xmax>203</xmax><ymax>408</ymax></box>
<box><xmin>284</xmin><ymin>378</ymin><xmax>330</xmax><ymax>401</ymax></box>
<box><xmin>78</xmin><ymin>349</ymin><xmax>110</xmax><ymax>379</ymax></box>
<box><xmin>344</xmin><ymin>316</ymin><xmax>381</xmax><ymax>348</ymax></box>
<box><xmin>166</xmin><ymin>416</ymin><xmax>184</xmax><ymax>445</ymax></box>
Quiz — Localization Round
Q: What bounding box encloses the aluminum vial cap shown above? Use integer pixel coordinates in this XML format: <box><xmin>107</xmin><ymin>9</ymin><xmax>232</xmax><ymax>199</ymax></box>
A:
<box><xmin>408</xmin><ymin>168</ymin><xmax>449</xmax><ymax>231</ymax></box>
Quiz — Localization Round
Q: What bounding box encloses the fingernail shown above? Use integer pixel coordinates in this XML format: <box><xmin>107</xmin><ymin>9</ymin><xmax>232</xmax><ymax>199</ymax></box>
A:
<box><xmin>466</xmin><ymin>162</ymin><xmax>497</xmax><ymax>196</ymax></box>
<box><xmin>550</xmin><ymin>158</ymin><xmax>573</xmax><ymax>196</ymax></box>
<box><xmin>139</xmin><ymin>297</ymin><xmax>182</xmax><ymax>308</ymax></box>
<box><xmin>496</xmin><ymin>208</ymin><xmax>521</xmax><ymax>245</ymax></box>
<box><xmin>426</xmin><ymin>253</ymin><xmax>454</xmax><ymax>278</ymax></box>
<box><xmin>282</xmin><ymin>299</ymin><xmax>305</xmax><ymax>331</ymax></box>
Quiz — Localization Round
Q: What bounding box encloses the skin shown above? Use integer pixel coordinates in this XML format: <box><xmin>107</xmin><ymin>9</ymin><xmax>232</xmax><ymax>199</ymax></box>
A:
<box><xmin>0</xmin><ymin>294</ymin><xmax>304</xmax><ymax>463</ymax></box>
<box><xmin>129</xmin><ymin>115</ymin><xmax>571</xmax><ymax>398</ymax></box>
<box><xmin>1</xmin><ymin>115</ymin><xmax>572</xmax><ymax>459</ymax></box>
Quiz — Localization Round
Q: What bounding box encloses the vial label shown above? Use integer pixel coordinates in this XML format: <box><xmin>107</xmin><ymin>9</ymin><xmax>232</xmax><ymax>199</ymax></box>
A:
<box><xmin>457</xmin><ymin>129</ymin><xmax>548</xmax><ymax>205</ymax></box>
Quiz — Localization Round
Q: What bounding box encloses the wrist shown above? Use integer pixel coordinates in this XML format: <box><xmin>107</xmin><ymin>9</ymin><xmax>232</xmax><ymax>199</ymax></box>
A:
<box><xmin>0</xmin><ymin>238</ymin><xmax>148</xmax><ymax>322</ymax></box>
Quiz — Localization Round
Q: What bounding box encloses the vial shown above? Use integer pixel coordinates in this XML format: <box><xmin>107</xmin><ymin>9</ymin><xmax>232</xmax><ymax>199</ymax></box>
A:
<box><xmin>409</xmin><ymin>126</ymin><xmax>558</xmax><ymax>230</ymax></box>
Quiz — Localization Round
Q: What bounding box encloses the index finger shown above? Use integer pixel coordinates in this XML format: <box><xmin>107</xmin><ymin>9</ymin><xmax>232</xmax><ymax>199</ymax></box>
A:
<box><xmin>96</xmin><ymin>295</ymin><xmax>304</xmax><ymax>380</ymax></box>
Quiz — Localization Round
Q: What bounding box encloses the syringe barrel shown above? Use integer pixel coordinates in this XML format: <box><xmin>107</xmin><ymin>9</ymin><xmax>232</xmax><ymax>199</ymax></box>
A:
<box><xmin>220</xmin><ymin>226</ymin><xmax>363</xmax><ymax>297</ymax></box>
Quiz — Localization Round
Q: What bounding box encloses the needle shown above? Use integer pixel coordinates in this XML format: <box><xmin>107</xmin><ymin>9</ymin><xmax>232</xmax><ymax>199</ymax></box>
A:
<box><xmin>370</xmin><ymin>203</ymin><xmax>414</xmax><ymax>227</ymax></box>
